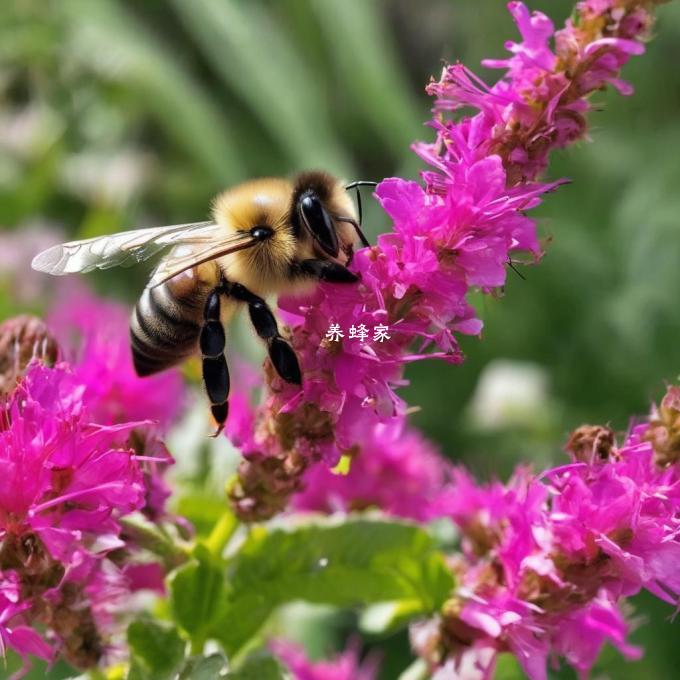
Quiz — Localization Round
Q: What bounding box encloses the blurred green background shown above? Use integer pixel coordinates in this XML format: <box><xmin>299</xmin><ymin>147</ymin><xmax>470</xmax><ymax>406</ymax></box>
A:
<box><xmin>1</xmin><ymin>0</ymin><xmax>679</xmax><ymax>678</ymax></box>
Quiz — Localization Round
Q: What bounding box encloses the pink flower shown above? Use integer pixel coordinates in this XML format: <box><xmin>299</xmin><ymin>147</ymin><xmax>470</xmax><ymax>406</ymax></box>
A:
<box><xmin>270</xmin><ymin>638</ymin><xmax>379</xmax><ymax>680</ymax></box>
<box><xmin>0</xmin><ymin>572</ymin><xmax>53</xmax><ymax>678</ymax></box>
<box><xmin>230</xmin><ymin>1</ymin><xmax>659</xmax><ymax>521</ymax></box>
<box><xmin>48</xmin><ymin>285</ymin><xmax>185</xmax><ymax>429</ymax></box>
<box><xmin>0</xmin><ymin>361</ymin><xmax>178</xmax><ymax>673</ymax></box>
<box><xmin>0</xmin><ymin>363</ymin><xmax>145</xmax><ymax>560</ymax></box>
<box><xmin>0</xmin><ymin>224</ymin><xmax>65</xmax><ymax>305</ymax></box>
<box><xmin>234</xmin><ymin>106</ymin><xmax>555</xmax><ymax>481</ymax></box>
<box><xmin>414</xmin><ymin>390</ymin><xmax>680</xmax><ymax>680</ymax></box>
<box><xmin>550</xmin><ymin>595</ymin><xmax>641</xmax><ymax>677</ymax></box>
<box><xmin>551</xmin><ymin>422</ymin><xmax>680</xmax><ymax>604</ymax></box>
<box><xmin>414</xmin><ymin>464</ymin><xmax>641</xmax><ymax>679</ymax></box>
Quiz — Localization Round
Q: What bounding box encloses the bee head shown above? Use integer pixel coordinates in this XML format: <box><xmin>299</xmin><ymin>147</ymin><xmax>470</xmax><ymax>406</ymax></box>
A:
<box><xmin>291</xmin><ymin>171</ymin><xmax>359</xmax><ymax>261</ymax></box>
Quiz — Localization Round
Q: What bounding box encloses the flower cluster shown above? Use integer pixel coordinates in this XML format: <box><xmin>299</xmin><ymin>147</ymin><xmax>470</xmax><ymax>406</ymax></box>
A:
<box><xmin>643</xmin><ymin>384</ymin><xmax>680</xmax><ymax>466</ymax></box>
<box><xmin>230</xmin><ymin>416</ymin><xmax>449</xmax><ymax>523</ymax></box>
<box><xmin>0</xmin><ymin>363</ymin><xmax>143</xmax><ymax>673</ymax></box>
<box><xmin>229</xmin><ymin>0</ymin><xmax>665</xmax><ymax>520</ymax></box>
<box><xmin>422</xmin><ymin>0</ymin><xmax>664</xmax><ymax>187</ymax></box>
<box><xmin>411</xmin><ymin>386</ymin><xmax>680</xmax><ymax>680</ymax></box>
<box><xmin>0</xmin><ymin>293</ymin><xmax>187</xmax><ymax>676</ymax></box>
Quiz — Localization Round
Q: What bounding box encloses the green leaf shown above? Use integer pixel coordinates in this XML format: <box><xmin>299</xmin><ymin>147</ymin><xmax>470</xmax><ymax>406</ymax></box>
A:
<box><xmin>169</xmin><ymin>544</ymin><xmax>225</xmax><ymax>644</ymax></box>
<box><xmin>119</xmin><ymin>514</ymin><xmax>189</xmax><ymax>569</ymax></box>
<box><xmin>178</xmin><ymin>653</ymin><xmax>228</xmax><ymax>680</ymax></box>
<box><xmin>359</xmin><ymin>600</ymin><xmax>425</xmax><ymax>635</ymax></box>
<box><xmin>177</xmin><ymin>493</ymin><xmax>229</xmax><ymax>538</ymax></box>
<box><xmin>494</xmin><ymin>652</ymin><xmax>528</xmax><ymax>680</ymax></box>
<box><xmin>226</xmin><ymin>653</ymin><xmax>292</xmax><ymax>680</ymax></box>
<box><xmin>127</xmin><ymin>619</ymin><xmax>185</xmax><ymax>680</ymax></box>
<box><xmin>211</xmin><ymin>518</ymin><xmax>454</xmax><ymax>655</ymax></box>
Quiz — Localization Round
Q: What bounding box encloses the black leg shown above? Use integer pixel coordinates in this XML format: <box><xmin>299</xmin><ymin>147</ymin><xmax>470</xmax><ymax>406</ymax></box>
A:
<box><xmin>227</xmin><ymin>282</ymin><xmax>302</xmax><ymax>385</ymax></box>
<box><xmin>298</xmin><ymin>258</ymin><xmax>359</xmax><ymax>283</ymax></box>
<box><xmin>201</xmin><ymin>286</ymin><xmax>230</xmax><ymax>437</ymax></box>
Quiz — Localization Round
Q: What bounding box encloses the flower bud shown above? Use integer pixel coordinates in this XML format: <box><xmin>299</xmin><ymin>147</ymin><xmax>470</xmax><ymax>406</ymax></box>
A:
<box><xmin>0</xmin><ymin>315</ymin><xmax>59</xmax><ymax>395</ymax></box>
<box><xmin>564</xmin><ymin>424</ymin><xmax>617</xmax><ymax>463</ymax></box>
<box><xmin>229</xmin><ymin>451</ymin><xmax>308</xmax><ymax>522</ymax></box>
<box><xmin>644</xmin><ymin>385</ymin><xmax>680</xmax><ymax>466</ymax></box>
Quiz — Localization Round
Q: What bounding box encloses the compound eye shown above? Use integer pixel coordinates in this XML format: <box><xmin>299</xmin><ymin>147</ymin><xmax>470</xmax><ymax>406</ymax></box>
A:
<box><xmin>250</xmin><ymin>226</ymin><xmax>273</xmax><ymax>241</ymax></box>
<box><xmin>299</xmin><ymin>193</ymin><xmax>339</xmax><ymax>258</ymax></box>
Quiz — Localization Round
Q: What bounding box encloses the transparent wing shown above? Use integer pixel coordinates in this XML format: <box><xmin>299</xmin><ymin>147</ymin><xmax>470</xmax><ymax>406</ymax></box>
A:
<box><xmin>147</xmin><ymin>236</ymin><xmax>258</xmax><ymax>288</ymax></box>
<box><xmin>31</xmin><ymin>221</ymin><xmax>254</xmax><ymax>276</ymax></box>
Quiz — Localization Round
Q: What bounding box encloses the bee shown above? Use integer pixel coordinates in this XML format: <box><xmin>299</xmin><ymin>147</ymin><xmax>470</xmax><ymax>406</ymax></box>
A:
<box><xmin>32</xmin><ymin>170</ymin><xmax>375</xmax><ymax>435</ymax></box>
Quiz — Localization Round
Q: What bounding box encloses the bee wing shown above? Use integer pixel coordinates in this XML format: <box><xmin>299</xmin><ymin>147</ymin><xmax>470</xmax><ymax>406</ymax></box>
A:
<box><xmin>147</xmin><ymin>235</ymin><xmax>258</xmax><ymax>288</ymax></box>
<box><xmin>30</xmin><ymin>221</ymin><xmax>254</xmax><ymax>276</ymax></box>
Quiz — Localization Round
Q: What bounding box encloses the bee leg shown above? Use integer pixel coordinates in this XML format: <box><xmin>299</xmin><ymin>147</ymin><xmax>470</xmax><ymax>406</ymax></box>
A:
<box><xmin>227</xmin><ymin>282</ymin><xmax>302</xmax><ymax>386</ymax></box>
<box><xmin>201</xmin><ymin>286</ymin><xmax>230</xmax><ymax>437</ymax></box>
<box><xmin>299</xmin><ymin>258</ymin><xmax>359</xmax><ymax>283</ymax></box>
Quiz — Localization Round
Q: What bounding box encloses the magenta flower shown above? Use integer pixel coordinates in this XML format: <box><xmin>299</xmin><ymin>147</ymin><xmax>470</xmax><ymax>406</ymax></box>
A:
<box><xmin>229</xmin><ymin>0</ymin><xmax>662</xmax><ymax>520</ymax></box>
<box><xmin>0</xmin><ymin>363</ymin><xmax>145</xmax><ymax>561</ymax></box>
<box><xmin>414</xmin><ymin>387</ymin><xmax>680</xmax><ymax>680</ymax></box>
<box><xmin>0</xmin><ymin>572</ymin><xmax>53</xmax><ymax>678</ymax></box>
<box><xmin>424</xmin><ymin>0</ymin><xmax>657</xmax><ymax>185</ymax></box>
<box><xmin>252</xmin><ymin>146</ymin><xmax>550</xmax><ymax>469</ymax></box>
<box><xmin>0</xmin><ymin>360</ymin><xmax>177</xmax><ymax>673</ymax></box>
<box><xmin>292</xmin><ymin>421</ymin><xmax>449</xmax><ymax>521</ymax></box>
<box><xmin>48</xmin><ymin>285</ymin><xmax>185</xmax><ymax>429</ymax></box>
<box><xmin>270</xmin><ymin>638</ymin><xmax>379</xmax><ymax>680</ymax></box>
<box><xmin>552</xmin><ymin>422</ymin><xmax>680</xmax><ymax>604</ymax></box>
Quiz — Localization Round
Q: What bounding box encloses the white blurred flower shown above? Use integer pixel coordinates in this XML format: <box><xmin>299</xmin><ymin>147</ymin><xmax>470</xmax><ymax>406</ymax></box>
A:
<box><xmin>0</xmin><ymin>223</ymin><xmax>65</xmax><ymax>303</ymax></box>
<box><xmin>60</xmin><ymin>149</ymin><xmax>151</xmax><ymax>206</ymax></box>
<box><xmin>0</xmin><ymin>105</ymin><xmax>62</xmax><ymax>158</ymax></box>
<box><xmin>468</xmin><ymin>359</ymin><xmax>550</xmax><ymax>431</ymax></box>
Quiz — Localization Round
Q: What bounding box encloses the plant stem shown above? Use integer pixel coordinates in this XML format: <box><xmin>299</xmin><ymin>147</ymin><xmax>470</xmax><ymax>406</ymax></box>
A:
<box><xmin>205</xmin><ymin>511</ymin><xmax>238</xmax><ymax>557</ymax></box>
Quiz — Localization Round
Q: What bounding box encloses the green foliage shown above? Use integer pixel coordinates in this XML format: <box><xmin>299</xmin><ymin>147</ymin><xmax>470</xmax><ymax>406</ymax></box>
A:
<box><xmin>216</xmin><ymin>519</ymin><xmax>452</xmax><ymax>655</ymax></box>
<box><xmin>225</xmin><ymin>653</ymin><xmax>292</xmax><ymax>680</ymax></box>
<box><xmin>169</xmin><ymin>544</ymin><xmax>225</xmax><ymax>646</ymax></box>
<box><xmin>176</xmin><ymin>493</ymin><xmax>230</xmax><ymax>538</ymax></box>
<box><xmin>171</xmin><ymin>0</ymin><xmax>351</xmax><ymax>174</ymax></box>
<box><xmin>167</xmin><ymin>518</ymin><xmax>453</xmax><ymax>656</ymax></box>
<box><xmin>64</xmin><ymin>0</ymin><xmax>243</xmax><ymax>186</ymax></box>
<box><xmin>360</xmin><ymin>601</ymin><xmax>428</xmax><ymax>635</ymax></box>
<box><xmin>306</xmin><ymin>0</ymin><xmax>422</xmax><ymax>156</ymax></box>
<box><xmin>127</xmin><ymin>619</ymin><xmax>186</xmax><ymax>680</ymax></box>
<box><xmin>178</xmin><ymin>654</ymin><xmax>228</xmax><ymax>680</ymax></box>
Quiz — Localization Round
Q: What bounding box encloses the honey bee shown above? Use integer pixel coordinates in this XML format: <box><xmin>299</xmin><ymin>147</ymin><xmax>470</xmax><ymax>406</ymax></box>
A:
<box><xmin>32</xmin><ymin>171</ymin><xmax>374</xmax><ymax>435</ymax></box>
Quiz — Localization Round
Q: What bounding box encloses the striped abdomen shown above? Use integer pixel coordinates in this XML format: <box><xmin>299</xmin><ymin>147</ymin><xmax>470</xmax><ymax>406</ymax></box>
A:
<box><xmin>130</xmin><ymin>271</ymin><xmax>211</xmax><ymax>377</ymax></box>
